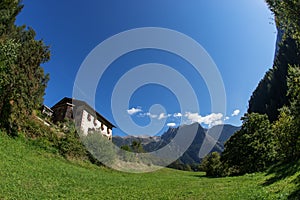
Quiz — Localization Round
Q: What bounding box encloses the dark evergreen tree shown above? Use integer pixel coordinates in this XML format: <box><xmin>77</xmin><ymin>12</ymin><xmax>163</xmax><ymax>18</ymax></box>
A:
<box><xmin>248</xmin><ymin>37</ymin><xmax>300</xmax><ymax>122</ymax></box>
<box><xmin>0</xmin><ymin>0</ymin><xmax>50</xmax><ymax>134</ymax></box>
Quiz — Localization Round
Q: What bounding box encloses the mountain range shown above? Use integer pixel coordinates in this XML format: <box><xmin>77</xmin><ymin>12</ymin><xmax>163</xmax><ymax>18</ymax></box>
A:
<box><xmin>113</xmin><ymin>123</ymin><xmax>240</xmax><ymax>165</ymax></box>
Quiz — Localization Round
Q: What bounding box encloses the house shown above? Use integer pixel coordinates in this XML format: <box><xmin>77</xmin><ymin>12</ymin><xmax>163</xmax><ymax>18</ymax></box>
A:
<box><xmin>40</xmin><ymin>105</ymin><xmax>53</xmax><ymax>118</ymax></box>
<box><xmin>51</xmin><ymin>97</ymin><xmax>115</xmax><ymax>140</ymax></box>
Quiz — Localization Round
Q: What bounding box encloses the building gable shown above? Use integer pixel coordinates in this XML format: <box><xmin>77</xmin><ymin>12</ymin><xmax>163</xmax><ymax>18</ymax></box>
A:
<box><xmin>51</xmin><ymin>97</ymin><xmax>115</xmax><ymax>139</ymax></box>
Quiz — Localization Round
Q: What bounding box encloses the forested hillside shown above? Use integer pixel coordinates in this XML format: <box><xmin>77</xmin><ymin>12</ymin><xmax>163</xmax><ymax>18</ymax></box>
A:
<box><xmin>201</xmin><ymin>1</ymin><xmax>300</xmax><ymax>183</ymax></box>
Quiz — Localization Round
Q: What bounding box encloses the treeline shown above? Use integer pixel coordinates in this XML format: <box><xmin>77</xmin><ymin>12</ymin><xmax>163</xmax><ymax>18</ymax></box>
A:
<box><xmin>201</xmin><ymin>0</ymin><xmax>300</xmax><ymax>177</ymax></box>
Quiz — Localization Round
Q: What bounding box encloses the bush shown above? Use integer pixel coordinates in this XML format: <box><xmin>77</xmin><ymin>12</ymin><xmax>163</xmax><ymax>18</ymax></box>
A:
<box><xmin>119</xmin><ymin>145</ymin><xmax>136</xmax><ymax>162</ymax></box>
<box><xmin>22</xmin><ymin>118</ymin><xmax>88</xmax><ymax>161</ymax></box>
<box><xmin>22</xmin><ymin>117</ymin><xmax>59</xmax><ymax>151</ymax></box>
<box><xmin>83</xmin><ymin>132</ymin><xmax>117</xmax><ymax>166</ymax></box>
<box><xmin>59</xmin><ymin>121</ymin><xmax>88</xmax><ymax>160</ymax></box>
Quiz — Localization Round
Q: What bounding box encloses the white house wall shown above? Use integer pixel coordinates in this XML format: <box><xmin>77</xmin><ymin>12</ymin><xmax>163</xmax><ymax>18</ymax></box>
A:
<box><xmin>80</xmin><ymin>110</ymin><xmax>112</xmax><ymax>139</ymax></box>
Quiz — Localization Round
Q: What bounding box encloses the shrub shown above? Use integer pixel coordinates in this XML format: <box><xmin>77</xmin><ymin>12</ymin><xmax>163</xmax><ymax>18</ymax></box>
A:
<box><xmin>22</xmin><ymin>116</ymin><xmax>59</xmax><ymax>151</ymax></box>
<box><xmin>82</xmin><ymin>132</ymin><xmax>117</xmax><ymax>166</ymax></box>
<box><xmin>58</xmin><ymin>126</ymin><xmax>87</xmax><ymax>160</ymax></box>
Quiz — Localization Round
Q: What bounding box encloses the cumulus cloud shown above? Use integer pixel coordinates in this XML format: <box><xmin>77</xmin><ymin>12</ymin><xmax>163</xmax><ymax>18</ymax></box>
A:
<box><xmin>127</xmin><ymin>107</ymin><xmax>142</xmax><ymax>115</ymax></box>
<box><xmin>231</xmin><ymin>109</ymin><xmax>240</xmax><ymax>116</ymax></box>
<box><xmin>185</xmin><ymin>112</ymin><xmax>224</xmax><ymax>127</ymax></box>
<box><xmin>167</xmin><ymin>123</ymin><xmax>176</xmax><ymax>127</ymax></box>
<box><xmin>224</xmin><ymin>116</ymin><xmax>230</xmax><ymax>121</ymax></box>
<box><xmin>173</xmin><ymin>113</ymin><xmax>182</xmax><ymax>118</ymax></box>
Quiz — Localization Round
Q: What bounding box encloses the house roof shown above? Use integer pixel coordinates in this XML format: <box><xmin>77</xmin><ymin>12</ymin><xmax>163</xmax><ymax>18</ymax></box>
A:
<box><xmin>51</xmin><ymin>97</ymin><xmax>116</xmax><ymax>128</ymax></box>
<box><xmin>42</xmin><ymin>104</ymin><xmax>53</xmax><ymax>112</ymax></box>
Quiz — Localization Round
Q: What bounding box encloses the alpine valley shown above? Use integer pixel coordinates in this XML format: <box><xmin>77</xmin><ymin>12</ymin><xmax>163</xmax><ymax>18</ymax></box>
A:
<box><xmin>113</xmin><ymin>123</ymin><xmax>240</xmax><ymax>168</ymax></box>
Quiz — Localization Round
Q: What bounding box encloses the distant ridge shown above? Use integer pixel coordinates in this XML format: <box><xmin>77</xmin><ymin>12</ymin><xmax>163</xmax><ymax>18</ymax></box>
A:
<box><xmin>113</xmin><ymin>123</ymin><xmax>240</xmax><ymax>165</ymax></box>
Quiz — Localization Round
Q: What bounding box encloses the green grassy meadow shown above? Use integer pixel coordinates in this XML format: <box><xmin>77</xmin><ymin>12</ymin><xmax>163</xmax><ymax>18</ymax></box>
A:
<box><xmin>0</xmin><ymin>134</ymin><xmax>299</xmax><ymax>200</ymax></box>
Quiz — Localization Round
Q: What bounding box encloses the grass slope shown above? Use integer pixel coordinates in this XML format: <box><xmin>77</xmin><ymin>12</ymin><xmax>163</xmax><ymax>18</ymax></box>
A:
<box><xmin>0</xmin><ymin>134</ymin><xmax>299</xmax><ymax>200</ymax></box>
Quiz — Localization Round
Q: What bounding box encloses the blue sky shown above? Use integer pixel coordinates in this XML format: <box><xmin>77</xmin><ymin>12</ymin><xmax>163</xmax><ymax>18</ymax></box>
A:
<box><xmin>16</xmin><ymin>0</ymin><xmax>276</xmax><ymax>136</ymax></box>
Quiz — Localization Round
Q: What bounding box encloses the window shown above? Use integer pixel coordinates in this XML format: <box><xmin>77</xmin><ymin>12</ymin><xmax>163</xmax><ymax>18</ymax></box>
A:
<box><xmin>87</xmin><ymin>113</ymin><xmax>91</xmax><ymax>121</ymax></box>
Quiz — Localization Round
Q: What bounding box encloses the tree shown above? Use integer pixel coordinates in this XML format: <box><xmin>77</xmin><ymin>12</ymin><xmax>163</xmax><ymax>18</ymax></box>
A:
<box><xmin>273</xmin><ymin>66</ymin><xmax>300</xmax><ymax>161</ymax></box>
<box><xmin>221</xmin><ymin>113</ymin><xmax>277</xmax><ymax>175</ymax></box>
<box><xmin>248</xmin><ymin>37</ymin><xmax>300</xmax><ymax>122</ymax></box>
<box><xmin>272</xmin><ymin>107</ymin><xmax>297</xmax><ymax>161</ymax></box>
<box><xmin>131</xmin><ymin>140</ymin><xmax>145</xmax><ymax>153</ymax></box>
<box><xmin>120</xmin><ymin>145</ymin><xmax>131</xmax><ymax>152</ymax></box>
<box><xmin>0</xmin><ymin>0</ymin><xmax>23</xmax><ymax>35</ymax></box>
<box><xmin>248</xmin><ymin>1</ymin><xmax>300</xmax><ymax>122</ymax></box>
<box><xmin>0</xmin><ymin>0</ymin><xmax>50</xmax><ymax>135</ymax></box>
<box><xmin>199</xmin><ymin>152</ymin><xmax>222</xmax><ymax>177</ymax></box>
<box><xmin>286</xmin><ymin>65</ymin><xmax>300</xmax><ymax>159</ymax></box>
<box><xmin>287</xmin><ymin>66</ymin><xmax>300</xmax><ymax>119</ymax></box>
<box><xmin>266</xmin><ymin>0</ymin><xmax>300</xmax><ymax>43</ymax></box>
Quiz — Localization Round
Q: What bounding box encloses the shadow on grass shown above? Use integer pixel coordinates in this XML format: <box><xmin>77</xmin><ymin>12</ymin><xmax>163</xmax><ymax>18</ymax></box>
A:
<box><xmin>262</xmin><ymin>160</ymin><xmax>300</xmax><ymax>200</ymax></box>
<box><xmin>288</xmin><ymin>174</ymin><xmax>300</xmax><ymax>200</ymax></box>
<box><xmin>263</xmin><ymin>160</ymin><xmax>299</xmax><ymax>186</ymax></box>
<box><xmin>192</xmin><ymin>174</ymin><xmax>207</xmax><ymax>178</ymax></box>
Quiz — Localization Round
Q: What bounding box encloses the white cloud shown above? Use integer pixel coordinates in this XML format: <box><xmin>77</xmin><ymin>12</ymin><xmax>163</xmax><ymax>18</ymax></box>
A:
<box><xmin>185</xmin><ymin>112</ymin><xmax>224</xmax><ymax>127</ymax></box>
<box><xmin>146</xmin><ymin>112</ymin><xmax>158</xmax><ymax>119</ymax></box>
<box><xmin>184</xmin><ymin>112</ymin><xmax>200</xmax><ymax>122</ymax></box>
<box><xmin>173</xmin><ymin>113</ymin><xmax>182</xmax><ymax>118</ymax></box>
<box><xmin>231</xmin><ymin>109</ymin><xmax>240</xmax><ymax>116</ymax></box>
<box><xmin>211</xmin><ymin>120</ymin><xmax>224</xmax><ymax>126</ymax></box>
<box><xmin>137</xmin><ymin>112</ymin><xmax>158</xmax><ymax>119</ymax></box>
<box><xmin>127</xmin><ymin>107</ymin><xmax>142</xmax><ymax>115</ymax></box>
<box><xmin>167</xmin><ymin>123</ymin><xmax>176</xmax><ymax>127</ymax></box>
<box><xmin>224</xmin><ymin>116</ymin><xmax>230</xmax><ymax>121</ymax></box>
<box><xmin>157</xmin><ymin>113</ymin><xmax>171</xmax><ymax>120</ymax></box>
<box><xmin>158</xmin><ymin>113</ymin><xmax>167</xmax><ymax>120</ymax></box>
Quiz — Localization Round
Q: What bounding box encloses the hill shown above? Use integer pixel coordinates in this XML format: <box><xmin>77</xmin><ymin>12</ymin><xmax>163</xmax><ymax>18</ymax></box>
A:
<box><xmin>206</xmin><ymin>124</ymin><xmax>241</xmax><ymax>145</ymax></box>
<box><xmin>0</xmin><ymin>132</ymin><xmax>299</xmax><ymax>199</ymax></box>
